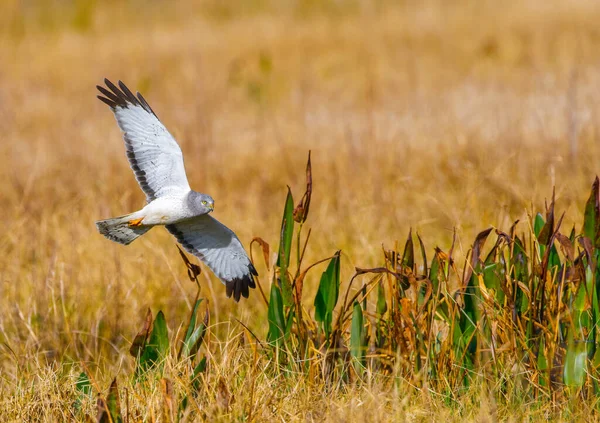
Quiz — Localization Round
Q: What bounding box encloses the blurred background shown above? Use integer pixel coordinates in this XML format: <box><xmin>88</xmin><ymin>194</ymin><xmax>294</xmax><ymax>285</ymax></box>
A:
<box><xmin>1</xmin><ymin>0</ymin><xmax>600</xmax><ymax>365</ymax></box>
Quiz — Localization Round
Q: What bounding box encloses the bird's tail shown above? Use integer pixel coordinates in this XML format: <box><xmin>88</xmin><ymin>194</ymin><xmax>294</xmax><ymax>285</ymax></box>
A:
<box><xmin>96</xmin><ymin>213</ymin><xmax>151</xmax><ymax>245</ymax></box>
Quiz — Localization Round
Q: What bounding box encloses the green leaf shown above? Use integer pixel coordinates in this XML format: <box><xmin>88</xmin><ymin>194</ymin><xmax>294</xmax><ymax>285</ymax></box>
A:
<box><xmin>314</xmin><ymin>251</ymin><xmax>341</xmax><ymax>337</ymax></box>
<box><xmin>129</xmin><ymin>309</ymin><xmax>152</xmax><ymax>358</ymax></box>
<box><xmin>75</xmin><ymin>371</ymin><xmax>92</xmax><ymax>395</ymax></box>
<box><xmin>511</xmin><ymin>236</ymin><xmax>529</xmax><ymax>316</ymax></box>
<box><xmin>277</xmin><ymin>187</ymin><xmax>295</xmax><ymax>306</ymax></box>
<box><xmin>429</xmin><ymin>249</ymin><xmax>442</xmax><ymax>295</ymax></box>
<box><xmin>459</xmin><ymin>228</ymin><xmax>492</xmax><ymax>362</ymax></box>
<box><xmin>583</xmin><ymin>177</ymin><xmax>599</xmax><ymax>246</ymax></box>
<box><xmin>267</xmin><ymin>284</ymin><xmax>286</xmax><ymax>345</ymax></box>
<box><xmin>98</xmin><ymin>378</ymin><xmax>122</xmax><ymax>423</ymax></box>
<box><xmin>350</xmin><ymin>301</ymin><xmax>365</xmax><ymax>371</ymax></box>
<box><xmin>107</xmin><ymin>378</ymin><xmax>122</xmax><ymax>423</ymax></box>
<box><xmin>183</xmin><ymin>320</ymin><xmax>207</xmax><ymax>361</ymax></box>
<box><xmin>137</xmin><ymin>311</ymin><xmax>169</xmax><ymax>376</ymax></box>
<box><xmin>181</xmin><ymin>300</ymin><xmax>207</xmax><ymax>360</ymax></box>
<box><xmin>398</xmin><ymin>230</ymin><xmax>414</xmax><ymax>289</ymax></box>
<box><xmin>191</xmin><ymin>356</ymin><xmax>207</xmax><ymax>392</ymax></box>
<box><xmin>537</xmin><ymin>336</ymin><xmax>549</xmax><ymax>387</ymax></box>
<box><xmin>277</xmin><ymin>187</ymin><xmax>294</xmax><ymax>269</ymax></box>
<box><xmin>180</xmin><ymin>299</ymin><xmax>201</xmax><ymax>357</ymax></box>
<box><xmin>564</xmin><ymin>333</ymin><xmax>587</xmax><ymax>387</ymax></box>
<box><xmin>73</xmin><ymin>371</ymin><xmax>92</xmax><ymax>412</ymax></box>
<box><xmin>402</xmin><ymin>229</ymin><xmax>414</xmax><ymax>269</ymax></box>
<box><xmin>376</xmin><ymin>280</ymin><xmax>387</xmax><ymax>316</ymax></box>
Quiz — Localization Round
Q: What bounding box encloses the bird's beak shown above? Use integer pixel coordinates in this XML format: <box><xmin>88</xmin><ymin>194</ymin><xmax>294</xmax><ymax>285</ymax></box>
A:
<box><xmin>209</xmin><ymin>203</ymin><xmax>214</xmax><ymax>212</ymax></box>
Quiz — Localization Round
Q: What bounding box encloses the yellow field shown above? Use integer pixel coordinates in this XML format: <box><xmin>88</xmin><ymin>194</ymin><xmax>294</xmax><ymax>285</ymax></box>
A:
<box><xmin>3</xmin><ymin>0</ymin><xmax>600</xmax><ymax>421</ymax></box>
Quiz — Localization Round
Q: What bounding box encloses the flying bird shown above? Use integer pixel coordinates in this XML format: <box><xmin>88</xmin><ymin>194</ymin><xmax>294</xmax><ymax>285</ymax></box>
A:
<box><xmin>95</xmin><ymin>79</ymin><xmax>257</xmax><ymax>301</ymax></box>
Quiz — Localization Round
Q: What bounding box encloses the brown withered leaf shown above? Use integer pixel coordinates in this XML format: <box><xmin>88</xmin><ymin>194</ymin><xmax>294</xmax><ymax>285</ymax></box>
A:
<box><xmin>537</xmin><ymin>189</ymin><xmax>555</xmax><ymax>245</ymax></box>
<box><xmin>578</xmin><ymin>236</ymin><xmax>594</xmax><ymax>268</ymax></box>
<box><xmin>555</xmin><ymin>232</ymin><xmax>575</xmax><ymax>262</ymax></box>
<box><xmin>463</xmin><ymin>228</ymin><xmax>493</xmax><ymax>286</ymax></box>
<box><xmin>97</xmin><ymin>378</ymin><xmax>121</xmax><ymax>423</ymax></box>
<box><xmin>417</xmin><ymin>278</ymin><xmax>433</xmax><ymax>317</ymax></box>
<box><xmin>448</xmin><ymin>228</ymin><xmax>457</xmax><ymax>264</ymax></box>
<box><xmin>293</xmin><ymin>150</ymin><xmax>312</xmax><ymax>224</ymax></box>
<box><xmin>563</xmin><ymin>263</ymin><xmax>584</xmax><ymax>284</ymax></box>
<box><xmin>355</xmin><ymin>267</ymin><xmax>408</xmax><ymax>290</ymax></box>
<box><xmin>129</xmin><ymin>308</ymin><xmax>153</xmax><ymax>357</ymax></box>
<box><xmin>509</xmin><ymin>220</ymin><xmax>520</xmax><ymax>238</ymax></box>
<box><xmin>161</xmin><ymin>378</ymin><xmax>175</xmax><ymax>423</ymax></box>
<box><xmin>495</xmin><ymin>228</ymin><xmax>512</xmax><ymax>244</ymax></box>
<box><xmin>417</xmin><ymin>233</ymin><xmax>428</xmax><ymax>277</ymax></box>
<box><xmin>399</xmin><ymin>298</ymin><xmax>414</xmax><ymax>322</ymax></box>
<box><xmin>216</xmin><ymin>378</ymin><xmax>233</xmax><ymax>411</ymax></box>
<box><xmin>540</xmin><ymin>212</ymin><xmax>564</xmax><ymax>280</ymax></box>
<box><xmin>250</xmin><ymin>237</ymin><xmax>270</xmax><ymax>270</ymax></box>
<box><xmin>402</xmin><ymin>228</ymin><xmax>414</xmax><ymax>269</ymax></box>
<box><xmin>177</xmin><ymin>246</ymin><xmax>201</xmax><ymax>281</ymax></box>
<box><xmin>383</xmin><ymin>249</ymin><xmax>399</xmax><ymax>268</ymax></box>
<box><xmin>96</xmin><ymin>397</ymin><xmax>108</xmax><ymax>423</ymax></box>
<box><xmin>434</xmin><ymin>247</ymin><xmax>449</xmax><ymax>264</ymax></box>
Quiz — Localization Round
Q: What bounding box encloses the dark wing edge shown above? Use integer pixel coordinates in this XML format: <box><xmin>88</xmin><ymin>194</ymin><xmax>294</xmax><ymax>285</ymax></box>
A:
<box><xmin>97</xmin><ymin>78</ymin><xmax>158</xmax><ymax>119</ymax></box>
<box><xmin>96</xmin><ymin>79</ymin><xmax>162</xmax><ymax>201</ymax></box>
<box><xmin>166</xmin><ymin>224</ymin><xmax>258</xmax><ymax>302</ymax></box>
<box><xmin>225</xmin><ymin>263</ymin><xmax>258</xmax><ymax>302</ymax></box>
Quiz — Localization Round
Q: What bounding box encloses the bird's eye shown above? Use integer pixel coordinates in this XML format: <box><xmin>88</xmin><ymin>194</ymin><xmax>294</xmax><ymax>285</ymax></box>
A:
<box><xmin>201</xmin><ymin>200</ymin><xmax>208</xmax><ymax>206</ymax></box>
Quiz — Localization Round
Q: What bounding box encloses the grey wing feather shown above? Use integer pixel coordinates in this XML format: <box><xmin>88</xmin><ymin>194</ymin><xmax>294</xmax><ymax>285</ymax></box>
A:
<box><xmin>97</xmin><ymin>79</ymin><xmax>190</xmax><ymax>202</ymax></box>
<box><xmin>166</xmin><ymin>215</ymin><xmax>257</xmax><ymax>301</ymax></box>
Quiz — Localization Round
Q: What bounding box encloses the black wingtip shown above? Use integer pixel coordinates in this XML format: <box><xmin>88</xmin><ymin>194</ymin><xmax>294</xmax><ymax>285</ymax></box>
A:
<box><xmin>96</xmin><ymin>78</ymin><xmax>157</xmax><ymax>117</ymax></box>
<box><xmin>225</xmin><ymin>270</ymin><xmax>256</xmax><ymax>302</ymax></box>
<box><xmin>249</xmin><ymin>263</ymin><xmax>258</xmax><ymax>277</ymax></box>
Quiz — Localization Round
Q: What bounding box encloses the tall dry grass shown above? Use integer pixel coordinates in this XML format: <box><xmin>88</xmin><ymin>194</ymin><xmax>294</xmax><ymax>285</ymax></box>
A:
<box><xmin>2</xmin><ymin>0</ymin><xmax>600</xmax><ymax>420</ymax></box>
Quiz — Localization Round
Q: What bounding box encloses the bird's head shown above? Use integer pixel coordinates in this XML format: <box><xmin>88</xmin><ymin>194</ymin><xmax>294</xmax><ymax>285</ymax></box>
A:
<box><xmin>198</xmin><ymin>194</ymin><xmax>215</xmax><ymax>214</ymax></box>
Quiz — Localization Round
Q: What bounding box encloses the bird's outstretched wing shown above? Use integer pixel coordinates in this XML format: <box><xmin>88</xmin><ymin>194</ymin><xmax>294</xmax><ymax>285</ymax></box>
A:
<box><xmin>97</xmin><ymin>79</ymin><xmax>190</xmax><ymax>202</ymax></box>
<box><xmin>166</xmin><ymin>215</ymin><xmax>257</xmax><ymax>301</ymax></box>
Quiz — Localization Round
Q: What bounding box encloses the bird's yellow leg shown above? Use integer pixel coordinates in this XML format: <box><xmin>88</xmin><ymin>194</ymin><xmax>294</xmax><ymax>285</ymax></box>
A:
<box><xmin>128</xmin><ymin>217</ymin><xmax>145</xmax><ymax>227</ymax></box>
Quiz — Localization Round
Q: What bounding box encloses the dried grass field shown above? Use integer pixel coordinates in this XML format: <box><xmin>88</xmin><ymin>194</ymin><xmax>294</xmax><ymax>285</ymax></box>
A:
<box><xmin>3</xmin><ymin>0</ymin><xmax>600</xmax><ymax>421</ymax></box>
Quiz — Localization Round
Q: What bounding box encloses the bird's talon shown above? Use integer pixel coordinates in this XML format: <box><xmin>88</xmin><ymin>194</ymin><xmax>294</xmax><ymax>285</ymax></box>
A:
<box><xmin>128</xmin><ymin>217</ymin><xmax>144</xmax><ymax>227</ymax></box>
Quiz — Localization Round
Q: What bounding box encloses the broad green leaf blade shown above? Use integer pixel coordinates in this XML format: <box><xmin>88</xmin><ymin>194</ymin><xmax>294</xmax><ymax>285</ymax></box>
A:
<box><xmin>180</xmin><ymin>299</ymin><xmax>203</xmax><ymax>359</ymax></box>
<box><xmin>402</xmin><ymin>229</ymin><xmax>414</xmax><ymax>269</ymax></box>
<box><xmin>138</xmin><ymin>311</ymin><xmax>169</xmax><ymax>375</ymax></box>
<box><xmin>277</xmin><ymin>187</ymin><xmax>294</xmax><ymax>269</ymax></box>
<box><xmin>98</xmin><ymin>378</ymin><xmax>123</xmax><ymax>423</ymax></box>
<box><xmin>537</xmin><ymin>336</ymin><xmax>548</xmax><ymax>387</ymax></box>
<box><xmin>181</xmin><ymin>321</ymin><xmax>207</xmax><ymax>361</ymax></box>
<box><xmin>417</xmin><ymin>233</ymin><xmax>428</xmax><ymax>278</ymax></box>
<box><xmin>376</xmin><ymin>280</ymin><xmax>387</xmax><ymax>316</ymax></box>
<box><xmin>511</xmin><ymin>236</ymin><xmax>529</xmax><ymax>316</ymax></box>
<box><xmin>188</xmin><ymin>309</ymin><xmax>209</xmax><ymax>360</ymax></box>
<box><xmin>564</xmin><ymin>333</ymin><xmax>587</xmax><ymax>387</ymax></box>
<box><xmin>277</xmin><ymin>187</ymin><xmax>295</xmax><ymax>306</ymax></box>
<box><xmin>398</xmin><ymin>230</ymin><xmax>414</xmax><ymax>289</ymax></box>
<box><xmin>183</xmin><ymin>299</ymin><xmax>202</xmax><ymax>345</ymax></box>
<box><xmin>267</xmin><ymin>284</ymin><xmax>286</xmax><ymax>345</ymax></box>
<box><xmin>583</xmin><ymin>177</ymin><xmax>599</xmax><ymax>246</ymax></box>
<box><xmin>460</xmin><ymin>229</ymin><xmax>492</xmax><ymax>361</ymax></box>
<box><xmin>314</xmin><ymin>251</ymin><xmax>341</xmax><ymax>336</ymax></box>
<box><xmin>130</xmin><ymin>308</ymin><xmax>152</xmax><ymax>358</ymax></box>
<box><xmin>350</xmin><ymin>301</ymin><xmax>365</xmax><ymax>371</ymax></box>
<box><xmin>107</xmin><ymin>378</ymin><xmax>122</xmax><ymax>423</ymax></box>
<box><xmin>191</xmin><ymin>356</ymin><xmax>207</xmax><ymax>392</ymax></box>
<box><xmin>429</xmin><ymin>248</ymin><xmax>442</xmax><ymax>295</ymax></box>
